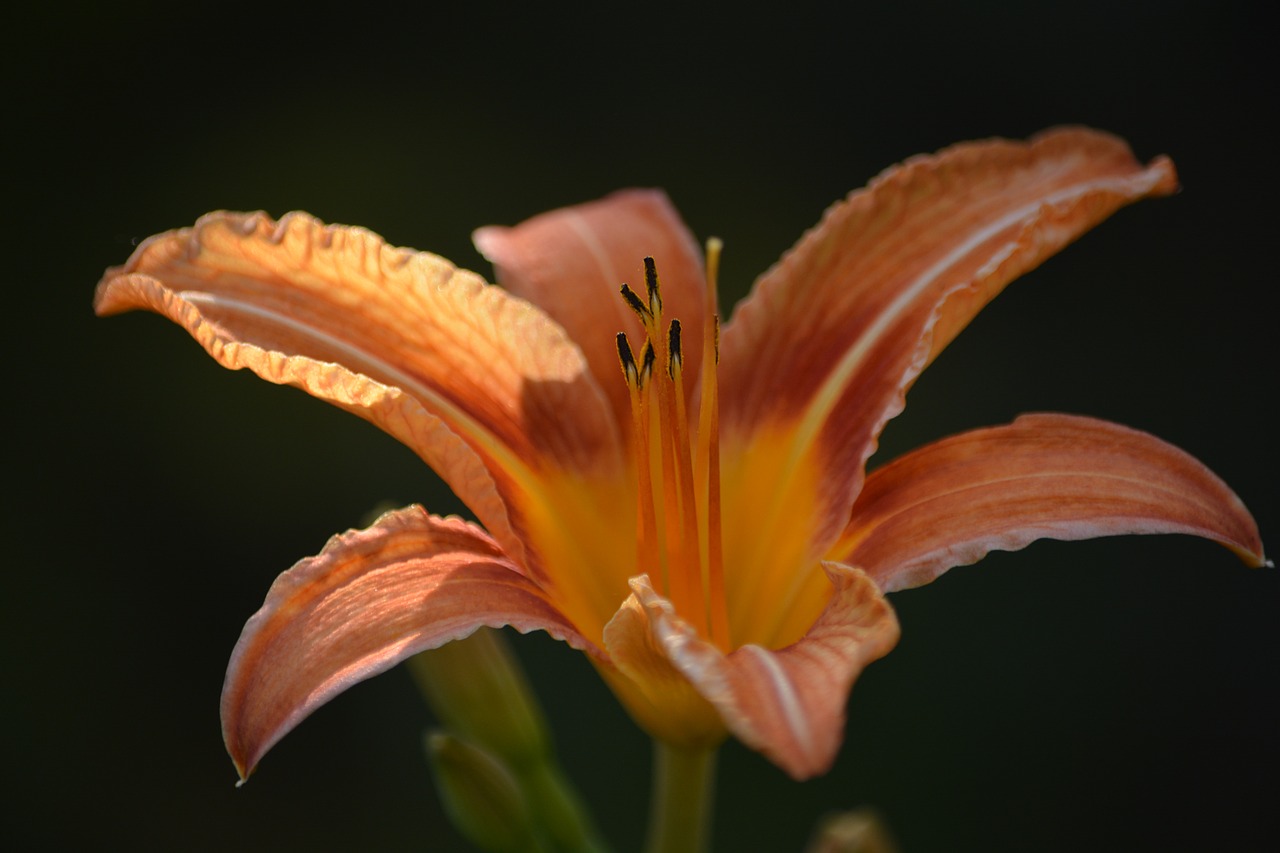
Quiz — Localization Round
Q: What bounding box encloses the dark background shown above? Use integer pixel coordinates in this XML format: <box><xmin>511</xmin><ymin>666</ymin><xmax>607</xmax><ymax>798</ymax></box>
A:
<box><xmin>8</xmin><ymin>1</ymin><xmax>1275</xmax><ymax>850</ymax></box>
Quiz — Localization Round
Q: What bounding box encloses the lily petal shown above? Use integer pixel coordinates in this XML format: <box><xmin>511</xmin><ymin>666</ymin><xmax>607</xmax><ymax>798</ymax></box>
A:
<box><xmin>607</xmin><ymin>566</ymin><xmax>900</xmax><ymax>780</ymax></box>
<box><xmin>95</xmin><ymin>211</ymin><xmax>621</xmax><ymax>575</ymax></box>
<box><xmin>474</xmin><ymin>189</ymin><xmax>707</xmax><ymax>432</ymax></box>
<box><xmin>221</xmin><ymin>505</ymin><xmax>592</xmax><ymax>782</ymax></box>
<box><xmin>831</xmin><ymin>414</ymin><xmax>1269</xmax><ymax>593</ymax></box>
<box><xmin>599</xmin><ymin>573</ymin><xmax>731</xmax><ymax>751</ymax></box>
<box><xmin>717</xmin><ymin>128</ymin><xmax>1178</xmax><ymax>645</ymax></box>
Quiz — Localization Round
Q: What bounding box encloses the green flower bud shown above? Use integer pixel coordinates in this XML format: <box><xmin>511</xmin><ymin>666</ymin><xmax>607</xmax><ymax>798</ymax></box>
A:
<box><xmin>409</xmin><ymin>628</ymin><xmax>549</xmax><ymax>769</ymax></box>
<box><xmin>425</xmin><ymin>731</ymin><xmax>543</xmax><ymax>853</ymax></box>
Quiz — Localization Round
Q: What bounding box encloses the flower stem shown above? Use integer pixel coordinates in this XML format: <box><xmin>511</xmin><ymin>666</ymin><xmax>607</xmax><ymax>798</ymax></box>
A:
<box><xmin>644</xmin><ymin>741</ymin><xmax>717</xmax><ymax>853</ymax></box>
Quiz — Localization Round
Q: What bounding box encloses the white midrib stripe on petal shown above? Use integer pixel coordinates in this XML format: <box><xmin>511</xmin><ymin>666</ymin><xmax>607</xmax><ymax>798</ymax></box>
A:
<box><xmin>740</xmin><ymin>644</ymin><xmax>813</xmax><ymax>761</ymax></box>
<box><xmin>790</xmin><ymin>172</ymin><xmax>1156</xmax><ymax>462</ymax></box>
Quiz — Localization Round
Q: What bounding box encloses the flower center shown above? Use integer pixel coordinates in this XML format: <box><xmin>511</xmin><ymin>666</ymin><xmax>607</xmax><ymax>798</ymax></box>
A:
<box><xmin>615</xmin><ymin>245</ymin><xmax>731</xmax><ymax>651</ymax></box>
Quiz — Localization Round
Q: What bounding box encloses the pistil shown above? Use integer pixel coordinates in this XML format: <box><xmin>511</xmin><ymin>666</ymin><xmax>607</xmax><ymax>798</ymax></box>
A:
<box><xmin>697</xmin><ymin>239</ymin><xmax>729</xmax><ymax>650</ymax></box>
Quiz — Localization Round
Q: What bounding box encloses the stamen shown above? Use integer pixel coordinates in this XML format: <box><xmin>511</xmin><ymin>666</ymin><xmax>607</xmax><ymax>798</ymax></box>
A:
<box><xmin>653</xmin><ymin>333</ymin><xmax>689</xmax><ymax>609</ymax></box>
<box><xmin>614</xmin><ymin>251</ymin><xmax>728</xmax><ymax>650</ymax></box>
<box><xmin>622</xmin><ymin>333</ymin><xmax>663</xmax><ymax>592</ymax></box>
<box><xmin>665</xmin><ymin>315</ymin><xmax>706</xmax><ymax>630</ymax></box>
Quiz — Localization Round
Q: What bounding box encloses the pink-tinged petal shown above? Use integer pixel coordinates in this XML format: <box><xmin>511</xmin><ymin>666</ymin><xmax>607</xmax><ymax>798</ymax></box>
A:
<box><xmin>717</xmin><ymin>129</ymin><xmax>1177</xmax><ymax>644</ymax></box>
<box><xmin>95</xmin><ymin>211</ymin><xmax>622</xmax><ymax>574</ymax></box>
<box><xmin>831</xmin><ymin>414</ymin><xmax>1268</xmax><ymax>593</ymax></box>
<box><xmin>474</xmin><ymin>189</ymin><xmax>706</xmax><ymax>431</ymax></box>
<box><xmin>221</xmin><ymin>505</ymin><xmax>593</xmax><ymax>782</ymax></box>
<box><xmin>606</xmin><ymin>567</ymin><xmax>900</xmax><ymax>779</ymax></box>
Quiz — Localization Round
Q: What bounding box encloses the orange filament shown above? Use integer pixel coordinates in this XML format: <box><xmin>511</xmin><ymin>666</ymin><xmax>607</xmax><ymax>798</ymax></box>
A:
<box><xmin>616</xmin><ymin>249</ymin><xmax>730</xmax><ymax>652</ymax></box>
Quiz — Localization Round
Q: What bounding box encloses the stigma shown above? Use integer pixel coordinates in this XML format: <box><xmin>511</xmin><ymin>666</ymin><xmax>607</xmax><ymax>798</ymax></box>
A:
<box><xmin>616</xmin><ymin>244</ymin><xmax>730</xmax><ymax>651</ymax></box>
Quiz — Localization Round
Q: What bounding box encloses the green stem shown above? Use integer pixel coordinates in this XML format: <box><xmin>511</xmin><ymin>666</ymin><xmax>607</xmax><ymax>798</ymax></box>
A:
<box><xmin>644</xmin><ymin>741</ymin><xmax>717</xmax><ymax>853</ymax></box>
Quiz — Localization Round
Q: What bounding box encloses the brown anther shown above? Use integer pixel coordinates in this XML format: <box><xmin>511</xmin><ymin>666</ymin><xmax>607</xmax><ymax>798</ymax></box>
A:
<box><xmin>643</xmin><ymin>256</ymin><xmax>662</xmax><ymax>315</ymax></box>
<box><xmin>617</xmin><ymin>332</ymin><xmax>639</xmax><ymax>386</ymax></box>
<box><xmin>619</xmin><ymin>283</ymin><xmax>651</xmax><ymax>320</ymax></box>
<box><xmin>639</xmin><ymin>340</ymin><xmax>655</xmax><ymax>386</ymax></box>
<box><xmin>667</xmin><ymin>319</ymin><xmax>683</xmax><ymax>379</ymax></box>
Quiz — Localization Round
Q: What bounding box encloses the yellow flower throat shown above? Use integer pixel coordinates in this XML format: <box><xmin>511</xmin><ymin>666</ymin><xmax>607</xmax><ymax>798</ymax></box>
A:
<box><xmin>615</xmin><ymin>243</ymin><xmax>731</xmax><ymax>652</ymax></box>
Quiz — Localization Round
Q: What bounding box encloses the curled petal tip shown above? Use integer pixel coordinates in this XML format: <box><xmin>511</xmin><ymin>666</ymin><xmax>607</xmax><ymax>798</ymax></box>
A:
<box><xmin>1233</xmin><ymin>543</ymin><xmax>1270</xmax><ymax>569</ymax></box>
<box><xmin>1144</xmin><ymin>153</ymin><xmax>1179</xmax><ymax>195</ymax></box>
<box><xmin>220</xmin><ymin>508</ymin><xmax>588</xmax><ymax>778</ymax></box>
<box><xmin>230</xmin><ymin>751</ymin><xmax>254</xmax><ymax>787</ymax></box>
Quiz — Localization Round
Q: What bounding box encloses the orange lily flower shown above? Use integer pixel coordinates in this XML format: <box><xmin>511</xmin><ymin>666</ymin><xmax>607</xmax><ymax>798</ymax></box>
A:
<box><xmin>95</xmin><ymin>128</ymin><xmax>1266</xmax><ymax>784</ymax></box>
